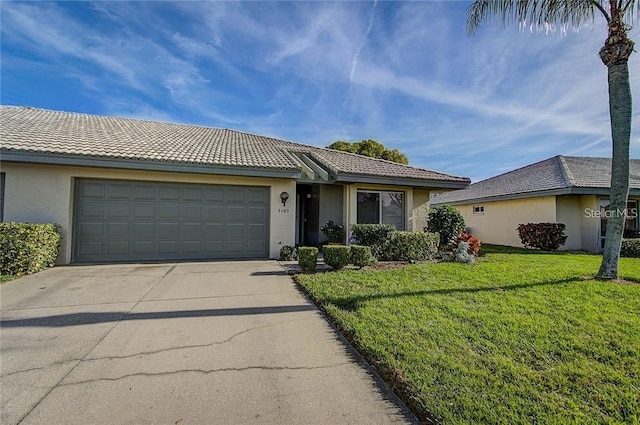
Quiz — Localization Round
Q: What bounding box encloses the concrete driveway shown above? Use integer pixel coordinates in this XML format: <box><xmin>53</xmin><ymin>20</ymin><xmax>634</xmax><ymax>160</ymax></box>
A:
<box><xmin>1</xmin><ymin>261</ymin><xmax>415</xmax><ymax>425</ymax></box>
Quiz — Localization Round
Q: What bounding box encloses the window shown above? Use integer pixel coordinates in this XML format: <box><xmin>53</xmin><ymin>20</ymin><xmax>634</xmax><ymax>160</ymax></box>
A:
<box><xmin>0</xmin><ymin>172</ymin><xmax>4</xmax><ymax>222</ymax></box>
<box><xmin>473</xmin><ymin>206</ymin><xmax>484</xmax><ymax>215</ymax></box>
<box><xmin>357</xmin><ymin>191</ymin><xmax>404</xmax><ymax>230</ymax></box>
<box><xmin>599</xmin><ymin>199</ymin><xmax>639</xmax><ymax>248</ymax></box>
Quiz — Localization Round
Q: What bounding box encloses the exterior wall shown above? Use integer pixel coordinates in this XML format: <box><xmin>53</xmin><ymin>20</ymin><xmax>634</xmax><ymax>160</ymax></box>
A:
<box><xmin>555</xmin><ymin>195</ymin><xmax>583</xmax><ymax>251</ymax></box>
<box><xmin>318</xmin><ymin>184</ymin><xmax>344</xmax><ymax>243</ymax></box>
<box><xmin>453</xmin><ymin>196</ymin><xmax>557</xmax><ymax>247</ymax></box>
<box><xmin>1</xmin><ymin>162</ymin><xmax>296</xmax><ymax>263</ymax></box>
<box><xmin>579</xmin><ymin>195</ymin><xmax>600</xmax><ymax>253</ymax></box>
<box><xmin>412</xmin><ymin>189</ymin><xmax>431</xmax><ymax>232</ymax></box>
<box><xmin>344</xmin><ymin>183</ymin><xmax>416</xmax><ymax>235</ymax></box>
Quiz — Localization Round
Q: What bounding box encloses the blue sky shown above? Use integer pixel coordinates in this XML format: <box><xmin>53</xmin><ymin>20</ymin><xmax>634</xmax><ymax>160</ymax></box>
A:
<box><xmin>1</xmin><ymin>1</ymin><xmax>638</xmax><ymax>182</ymax></box>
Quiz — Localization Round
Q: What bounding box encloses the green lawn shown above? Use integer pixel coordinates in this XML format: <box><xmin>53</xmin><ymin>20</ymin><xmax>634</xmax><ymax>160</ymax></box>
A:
<box><xmin>0</xmin><ymin>274</ymin><xmax>16</xmax><ymax>284</ymax></box>
<box><xmin>296</xmin><ymin>248</ymin><xmax>640</xmax><ymax>424</ymax></box>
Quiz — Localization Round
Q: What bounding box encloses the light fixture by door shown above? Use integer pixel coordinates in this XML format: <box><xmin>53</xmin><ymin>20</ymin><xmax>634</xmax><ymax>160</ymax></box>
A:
<box><xmin>280</xmin><ymin>191</ymin><xmax>289</xmax><ymax>206</ymax></box>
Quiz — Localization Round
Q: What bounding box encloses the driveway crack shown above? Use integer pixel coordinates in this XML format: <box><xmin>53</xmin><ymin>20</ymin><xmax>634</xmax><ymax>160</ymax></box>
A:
<box><xmin>60</xmin><ymin>362</ymin><xmax>352</xmax><ymax>387</ymax></box>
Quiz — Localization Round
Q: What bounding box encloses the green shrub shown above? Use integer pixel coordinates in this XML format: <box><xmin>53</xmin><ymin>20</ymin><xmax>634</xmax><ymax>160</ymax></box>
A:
<box><xmin>0</xmin><ymin>222</ymin><xmax>62</xmax><ymax>277</ymax></box>
<box><xmin>350</xmin><ymin>245</ymin><xmax>374</xmax><ymax>269</ymax></box>
<box><xmin>298</xmin><ymin>246</ymin><xmax>319</xmax><ymax>273</ymax></box>
<box><xmin>350</xmin><ymin>224</ymin><xmax>396</xmax><ymax>259</ymax></box>
<box><xmin>621</xmin><ymin>239</ymin><xmax>640</xmax><ymax>258</ymax></box>
<box><xmin>279</xmin><ymin>245</ymin><xmax>297</xmax><ymax>261</ymax></box>
<box><xmin>320</xmin><ymin>220</ymin><xmax>345</xmax><ymax>243</ymax></box>
<box><xmin>517</xmin><ymin>223</ymin><xmax>568</xmax><ymax>251</ymax></box>
<box><xmin>427</xmin><ymin>205</ymin><xmax>466</xmax><ymax>247</ymax></box>
<box><xmin>384</xmin><ymin>231</ymin><xmax>439</xmax><ymax>262</ymax></box>
<box><xmin>322</xmin><ymin>245</ymin><xmax>351</xmax><ymax>270</ymax></box>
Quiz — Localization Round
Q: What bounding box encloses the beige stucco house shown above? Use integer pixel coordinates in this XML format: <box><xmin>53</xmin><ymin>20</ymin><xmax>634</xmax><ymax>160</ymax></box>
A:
<box><xmin>432</xmin><ymin>155</ymin><xmax>640</xmax><ymax>252</ymax></box>
<box><xmin>0</xmin><ymin>106</ymin><xmax>469</xmax><ymax>264</ymax></box>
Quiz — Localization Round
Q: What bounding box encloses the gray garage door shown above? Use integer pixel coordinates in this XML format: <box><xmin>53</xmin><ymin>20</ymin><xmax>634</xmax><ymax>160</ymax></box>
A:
<box><xmin>73</xmin><ymin>179</ymin><xmax>269</xmax><ymax>263</ymax></box>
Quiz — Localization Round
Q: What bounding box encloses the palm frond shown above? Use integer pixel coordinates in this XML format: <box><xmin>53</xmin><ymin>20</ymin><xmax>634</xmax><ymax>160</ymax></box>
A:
<box><xmin>466</xmin><ymin>0</ymin><xmax>603</xmax><ymax>34</ymax></box>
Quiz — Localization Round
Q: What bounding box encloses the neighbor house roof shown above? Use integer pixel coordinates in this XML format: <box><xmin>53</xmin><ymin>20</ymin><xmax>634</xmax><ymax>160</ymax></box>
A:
<box><xmin>0</xmin><ymin>106</ymin><xmax>469</xmax><ymax>188</ymax></box>
<box><xmin>432</xmin><ymin>155</ymin><xmax>640</xmax><ymax>205</ymax></box>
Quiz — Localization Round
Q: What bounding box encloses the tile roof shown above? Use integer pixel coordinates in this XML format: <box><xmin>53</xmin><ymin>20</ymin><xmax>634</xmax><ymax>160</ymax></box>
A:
<box><xmin>432</xmin><ymin>155</ymin><xmax>640</xmax><ymax>205</ymax></box>
<box><xmin>0</xmin><ymin>106</ymin><xmax>469</xmax><ymax>186</ymax></box>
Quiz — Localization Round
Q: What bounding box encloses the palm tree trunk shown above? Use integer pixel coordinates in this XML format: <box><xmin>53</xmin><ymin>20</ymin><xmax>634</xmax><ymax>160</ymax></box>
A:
<box><xmin>597</xmin><ymin>60</ymin><xmax>632</xmax><ymax>280</ymax></box>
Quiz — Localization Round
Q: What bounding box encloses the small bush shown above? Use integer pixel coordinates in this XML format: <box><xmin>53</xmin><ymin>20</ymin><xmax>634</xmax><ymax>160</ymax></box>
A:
<box><xmin>351</xmin><ymin>224</ymin><xmax>396</xmax><ymax>259</ymax></box>
<box><xmin>0</xmin><ymin>222</ymin><xmax>62</xmax><ymax>277</ymax></box>
<box><xmin>279</xmin><ymin>245</ymin><xmax>297</xmax><ymax>261</ymax></box>
<box><xmin>298</xmin><ymin>247</ymin><xmax>319</xmax><ymax>273</ymax></box>
<box><xmin>322</xmin><ymin>245</ymin><xmax>351</xmax><ymax>270</ymax></box>
<box><xmin>455</xmin><ymin>233</ymin><xmax>481</xmax><ymax>255</ymax></box>
<box><xmin>350</xmin><ymin>245</ymin><xmax>374</xmax><ymax>269</ymax></box>
<box><xmin>427</xmin><ymin>205</ymin><xmax>466</xmax><ymax>247</ymax></box>
<box><xmin>621</xmin><ymin>239</ymin><xmax>640</xmax><ymax>258</ymax></box>
<box><xmin>320</xmin><ymin>220</ymin><xmax>345</xmax><ymax>244</ymax></box>
<box><xmin>517</xmin><ymin>223</ymin><xmax>568</xmax><ymax>251</ymax></box>
<box><xmin>454</xmin><ymin>241</ymin><xmax>475</xmax><ymax>264</ymax></box>
<box><xmin>384</xmin><ymin>231</ymin><xmax>439</xmax><ymax>262</ymax></box>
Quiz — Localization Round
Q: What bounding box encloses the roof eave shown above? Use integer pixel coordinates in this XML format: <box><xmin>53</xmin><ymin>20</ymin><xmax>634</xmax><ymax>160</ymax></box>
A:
<box><xmin>335</xmin><ymin>172</ymin><xmax>470</xmax><ymax>189</ymax></box>
<box><xmin>432</xmin><ymin>186</ymin><xmax>640</xmax><ymax>206</ymax></box>
<box><xmin>0</xmin><ymin>150</ymin><xmax>302</xmax><ymax>179</ymax></box>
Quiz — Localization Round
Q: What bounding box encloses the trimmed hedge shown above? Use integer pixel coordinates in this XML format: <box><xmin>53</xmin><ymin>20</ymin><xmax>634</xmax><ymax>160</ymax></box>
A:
<box><xmin>0</xmin><ymin>222</ymin><xmax>62</xmax><ymax>277</ymax></box>
<box><xmin>384</xmin><ymin>231</ymin><xmax>439</xmax><ymax>262</ymax></box>
<box><xmin>621</xmin><ymin>239</ymin><xmax>640</xmax><ymax>258</ymax></box>
<box><xmin>322</xmin><ymin>245</ymin><xmax>351</xmax><ymax>270</ymax></box>
<box><xmin>350</xmin><ymin>245</ymin><xmax>374</xmax><ymax>269</ymax></box>
<box><xmin>517</xmin><ymin>223</ymin><xmax>568</xmax><ymax>251</ymax></box>
<box><xmin>298</xmin><ymin>247</ymin><xmax>318</xmax><ymax>273</ymax></box>
<box><xmin>351</xmin><ymin>224</ymin><xmax>396</xmax><ymax>259</ymax></box>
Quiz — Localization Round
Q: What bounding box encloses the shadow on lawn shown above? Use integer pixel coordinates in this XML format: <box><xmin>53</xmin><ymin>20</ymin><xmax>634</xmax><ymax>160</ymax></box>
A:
<box><xmin>327</xmin><ymin>277</ymin><xmax>581</xmax><ymax>310</ymax></box>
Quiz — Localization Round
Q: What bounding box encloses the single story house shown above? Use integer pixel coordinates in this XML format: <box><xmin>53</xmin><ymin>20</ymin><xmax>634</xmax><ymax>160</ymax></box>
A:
<box><xmin>0</xmin><ymin>106</ymin><xmax>469</xmax><ymax>264</ymax></box>
<box><xmin>432</xmin><ymin>155</ymin><xmax>640</xmax><ymax>252</ymax></box>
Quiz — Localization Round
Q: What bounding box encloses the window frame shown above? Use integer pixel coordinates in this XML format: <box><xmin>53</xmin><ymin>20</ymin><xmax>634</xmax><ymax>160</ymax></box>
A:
<box><xmin>356</xmin><ymin>189</ymin><xmax>405</xmax><ymax>230</ymax></box>
<box><xmin>473</xmin><ymin>205</ymin><xmax>485</xmax><ymax>215</ymax></box>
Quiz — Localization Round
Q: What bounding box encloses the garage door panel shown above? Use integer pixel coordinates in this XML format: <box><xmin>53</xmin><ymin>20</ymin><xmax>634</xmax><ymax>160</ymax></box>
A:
<box><xmin>77</xmin><ymin>241</ymin><xmax>103</xmax><ymax>256</ymax></box>
<box><xmin>158</xmin><ymin>205</ymin><xmax>180</xmax><ymax>219</ymax></box>
<box><xmin>74</xmin><ymin>179</ymin><xmax>269</xmax><ymax>262</ymax></box>
<box><xmin>134</xmin><ymin>185</ymin><xmax>156</xmax><ymax>200</ymax></box>
<box><xmin>107</xmin><ymin>222</ymin><xmax>130</xmax><ymax>238</ymax></box>
<box><xmin>204</xmin><ymin>187</ymin><xmax>225</xmax><ymax>201</ymax></box>
<box><xmin>133</xmin><ymin>241</ymin><xmax>154</xmax><ymax>254</ymax></box>
<box><xmin>134</xmin><ymin>204</ymin><xmax>155</xmax><ymax>218</ymax></box>
<box><xmin>227</xmin><ymin>189</ymin><xmax>246</xmax><ymax>202</ymax></box>
<box><xmin>79</xmin><ymin>222</ymin><xmax>104</xmax><ymax>238</ymax></box>
<box><xmin>106</xmin><ymin>241</ymin><xmax>129</xmax><ymax>256</ymax></box>
<box><xmin>157</xmin><ymin>223</ymin><xmax>179</xmax><ymax>238</ymax></box>
<box><xmin>204</xmin><ymin>205</ymin><xmax>224</xmax><ymax>220</ymax></box>
<box><xmin>109</xmin><ymin>184</ymin><xmax>133</xmax><ymax>199</ymax></box>
<box><xmin>181</xmin><ymin>205</ymin><xmax>202</xmax><ymax>220</ymax></box>
<box><xmin>159</xmin><ymin>186</ymin><xmax>180</xmax><ymax>201</ymax></box>
<box><xmin>108</xmin><ymin>203</ymin><xmax>131</xmax><ymax>218</ymax></box>
<box><xmin>133</xmin><ymin>222</ymin><xmax>155</xmax><ymax>238</ymax></box>
<box><xmin>227</xmin><ymin>207</ymin><xmax>246</xmax><ymax>222</ymax></box>
<box><xmin>158</xmin><ymin>241</ymin><xmax>179</xmax><ymax>254</ymax></box>
<box><xmin>80</xmin><ymin>202</ymin><xmax>105</xmax><ymax>219</ymax></box>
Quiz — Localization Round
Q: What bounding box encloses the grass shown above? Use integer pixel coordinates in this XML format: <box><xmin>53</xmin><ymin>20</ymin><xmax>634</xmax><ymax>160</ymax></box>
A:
<box><xmin>0</xmin><ymin>274</ymin><xmax>16</xmax><ymax>284</ymax></box>
<box><xmin>296</xmin><ymin>247</ymin><xmax>640</xmax><ymax>424</ymax></box>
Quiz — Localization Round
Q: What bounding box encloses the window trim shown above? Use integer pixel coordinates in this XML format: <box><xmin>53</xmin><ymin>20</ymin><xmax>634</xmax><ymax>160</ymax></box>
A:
<box><xmin>473</xmin><ymin>205</ymin><xmax>485</xmax><ymax>215</ymax></box>
<box><xmin>356</xmin><ymin>189</ymin><xmax>405</xmax><ymax>230</ymax></box>
<box><xmin>0</xmin><ymin>172</ymin><xmax>4</xmax><ymax>222</ymax></box>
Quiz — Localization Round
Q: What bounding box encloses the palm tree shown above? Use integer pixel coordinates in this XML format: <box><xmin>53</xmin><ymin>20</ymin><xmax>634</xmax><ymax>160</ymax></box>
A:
<box><xmin>467</xmin><ymin>0</ymin><xmax>636</xmax><ymax>279</ymax></box>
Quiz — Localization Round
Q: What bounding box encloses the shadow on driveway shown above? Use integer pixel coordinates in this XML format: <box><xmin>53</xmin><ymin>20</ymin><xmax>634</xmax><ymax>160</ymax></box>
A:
<box><xmin>1</xmin><ymin>305</ymin><xmax>315</xmax><ymax>328</ymax></box>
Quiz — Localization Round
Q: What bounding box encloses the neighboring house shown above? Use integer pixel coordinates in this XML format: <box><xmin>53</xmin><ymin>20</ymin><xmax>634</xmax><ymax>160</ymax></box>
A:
<box><xmin>432</xmin><ymin>155</ymin><xmax>640</xmax><ymax>253</ymax></box>
<box><xmin>0</xmin><ymin>106</ymin><xmax>469</xmax><ymax>264</ymax></box>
